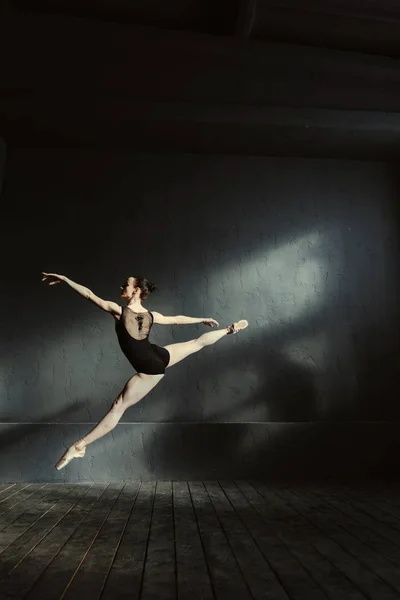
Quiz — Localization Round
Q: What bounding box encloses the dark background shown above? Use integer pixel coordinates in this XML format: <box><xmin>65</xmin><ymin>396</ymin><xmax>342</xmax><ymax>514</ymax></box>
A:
<box><xmin>0</xmin><ymin>0</ymin><xmax>399</xmax><ymax>482</ymax></box>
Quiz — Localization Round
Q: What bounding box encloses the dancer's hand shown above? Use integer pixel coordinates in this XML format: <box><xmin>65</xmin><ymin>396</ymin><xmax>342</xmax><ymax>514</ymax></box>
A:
<box><xmin>41</xmin><ymin>272</ymin><xmax>65</xmax><ymax>285</ymax></box>
<box><xmin>202</xmin><ymin>318</ymin><xmax>219</xmax><ymax>328</ymax></box>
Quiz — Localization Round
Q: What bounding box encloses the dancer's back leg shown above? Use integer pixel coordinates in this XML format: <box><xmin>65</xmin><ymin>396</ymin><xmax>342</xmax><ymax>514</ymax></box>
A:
<box><xmin>56</xmin><ymin>371</ymin><xmax>164</xmax><ymax>469</ymax></box>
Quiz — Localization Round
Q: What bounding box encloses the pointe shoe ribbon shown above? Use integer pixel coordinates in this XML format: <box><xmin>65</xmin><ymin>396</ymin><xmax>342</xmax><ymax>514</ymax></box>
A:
<box><xmin>55</xmin><ymin>443</ymin><xmax>86</xmax><ymax>470</ymax></box>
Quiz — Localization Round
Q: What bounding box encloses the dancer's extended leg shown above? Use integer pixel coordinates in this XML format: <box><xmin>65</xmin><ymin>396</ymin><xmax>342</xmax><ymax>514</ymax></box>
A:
<box><xmin>164</xmin><ymin>319</ymin><xmax>248</xmax><ymax>368</ymax></box>
<box><xmin>56</xmin><ymin>372</ymin><xmax>164</xmax><ymax>470</ymax></box>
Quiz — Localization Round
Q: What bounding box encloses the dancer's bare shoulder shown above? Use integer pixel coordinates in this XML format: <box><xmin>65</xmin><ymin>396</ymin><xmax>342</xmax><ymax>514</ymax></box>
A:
<box><xmin>87</xmin><ymin>293</ymin><xmax>122</xmax><ymax>318</ymax></box>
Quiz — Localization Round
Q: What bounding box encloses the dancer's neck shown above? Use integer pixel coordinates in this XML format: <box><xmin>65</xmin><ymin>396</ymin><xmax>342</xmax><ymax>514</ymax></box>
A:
<box><xmin>127</xmin><ymin>300</ymin><xmax>145</xmax><ymax>312</ymax></box>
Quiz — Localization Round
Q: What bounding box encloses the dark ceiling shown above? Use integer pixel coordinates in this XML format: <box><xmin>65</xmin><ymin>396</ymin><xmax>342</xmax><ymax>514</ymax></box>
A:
<box><xmin>2</xmin><ymin>0</ymin><xmax>400</xmax><ymax>157</ymax></box>
<box><xmin>10</xmin><ymin>0</ymin><xmax>400</xmax><ymax>57</ymax></box>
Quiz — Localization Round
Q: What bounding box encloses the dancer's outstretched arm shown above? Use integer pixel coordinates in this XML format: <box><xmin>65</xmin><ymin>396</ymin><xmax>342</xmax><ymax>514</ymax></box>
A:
<box><xmin>41</xmin><ymin>272</ymin><xmax>121</xmax><ymax>317</ymax></box>
<box><xmin>152</xmin><ymin>312</ymin><xmax>219</xmax><ymax>327</ymax></box>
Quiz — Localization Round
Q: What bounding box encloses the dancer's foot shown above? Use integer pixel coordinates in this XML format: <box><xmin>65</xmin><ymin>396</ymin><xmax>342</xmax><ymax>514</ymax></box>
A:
<box><xmin>55</xmin><ymin>440</ymin><xmax>87</xmax><ymax>470</ymax></box>
<box><xmin>227</xmin><ymin>319</ymin><xmax>249</xmax><ymax>334</ymax></box>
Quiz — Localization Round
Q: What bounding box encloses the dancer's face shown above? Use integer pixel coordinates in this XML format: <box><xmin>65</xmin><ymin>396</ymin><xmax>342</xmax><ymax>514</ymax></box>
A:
<box><xmin>120</xmin><ymin>277</ymin><xmax>138</xmax><ymax>300</ymax></box>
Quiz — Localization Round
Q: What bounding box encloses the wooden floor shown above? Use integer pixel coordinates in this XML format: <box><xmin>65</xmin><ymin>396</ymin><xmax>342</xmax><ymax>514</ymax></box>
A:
<box><xmin>2</xmin><ymin>483</ymin><xmax>400</xmax><ymax>599</ymax></box>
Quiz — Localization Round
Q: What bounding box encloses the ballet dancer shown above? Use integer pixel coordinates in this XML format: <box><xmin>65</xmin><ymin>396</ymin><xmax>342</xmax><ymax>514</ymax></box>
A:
<box><xmin>41</xmin><ymin>273</ymin><xmax>248</xmax><ymax>469</ymax></box>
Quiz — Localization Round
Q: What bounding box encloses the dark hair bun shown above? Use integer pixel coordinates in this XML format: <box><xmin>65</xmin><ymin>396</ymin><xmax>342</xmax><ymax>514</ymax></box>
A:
<box><xmin>133</xmin><ymin>275</ymin><xmax>157</xmax><ymax>299</ymax></box>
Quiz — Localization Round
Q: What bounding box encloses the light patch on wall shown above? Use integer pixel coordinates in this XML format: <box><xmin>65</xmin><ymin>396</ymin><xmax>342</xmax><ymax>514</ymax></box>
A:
<box><xmin>264</xmin><ymin>230</ymin><xmax>326</xmax><ymax>324</ymax></box>
<box><xmin>207</xmin><ymin>230</ymin><xmax>334</xmax><ymax>329</ymax></box>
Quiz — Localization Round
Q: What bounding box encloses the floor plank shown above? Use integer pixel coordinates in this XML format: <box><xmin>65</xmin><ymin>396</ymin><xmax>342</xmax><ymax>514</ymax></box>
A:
<box><xmin>173</xmin><ymin>481</ymin><xmax>214</xmax><ymax>600</ymax></box>
<box><xmin>0</xmin><ymin>484</ymin><xmax>83</xmax><ymax>580</ymax></box>
<box><xmin>274</xmin><ymin>486</ymin><xmax>400</xmax><ymax>599</ymax></box>
<box><xmin>235</xmin><ymin>481</ymin><xmax>331</xmax><ymax>600</ymax></box>
<box><xmin>141</xmin><ymin>481</ymin><xmax>176</xmax><ymax>600</ymax></box>
<box><xmin>189</xmin><ymin>481</ymin><xmax>253</xmax><ymax>600</ymax></box>
<box><xmin>25</xmin><ymin>483</ymin><xmax>123</xmax><ymax>600</ymax></box>
<box><xmin>101</xmin><ymin>482</ymin><xmax>154</xmax><ymax>600</ymax></box>
<box><xmin>310</xmin><ymin>486</ymin><xmax>400</xmax><ymax>547</ymax></box>
<box><xmin>0</xmin><ymin>485</ymin><xmax>69</xmax><ymax>553</ymax></box>
<box><xmin>0</xmin><ymin>484</ymin><xmax>100</xmax><ymax>599</ymax></box>
<box><xmin>61</xmin><ymin>483</ymin><xmax>135</xmax><ymax>600</ymax></box>
<box><xmin>0</xmin><ymin>484</ymin><xmax>47</xmax><ymax>517</ymax></box>
<box><xmin>206</xmin><ymin>481</ymin><xmax>289</xmax><ymax>600</ymax></box>
<box><xmin>0</xmin><ymin>483</ymin><xmax>400</xmax><ymax>600</ymax></box>
<box><xmin>305</xmin><ymin>486</ymin><xmax>400</xmax><ymax>562</ymax></box>
<box><xmin>0</xmin><ymin>484</ymin><xmax>53</xmax><ymax>531</ymax></box>
<box><xmin>0</xmin><ymin>484</ymin><xmax>33</xmax><ymax>509</ymax></box>
<box><xmin>288</xmin><ymin>486</ymin><xmax>400</xmax><ymax>593</ymax></box>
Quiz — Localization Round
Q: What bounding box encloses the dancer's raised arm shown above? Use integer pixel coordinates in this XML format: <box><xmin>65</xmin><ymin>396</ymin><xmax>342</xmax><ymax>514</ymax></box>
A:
<box><xmin>41</xmin><ymin>272</ymin><xmax>121</xmax><ymax>317</ymax></box>
<box><xmin>152</xmin><ymin>312</ymin><xmax>219</xmax><ymax>327</ymax></box>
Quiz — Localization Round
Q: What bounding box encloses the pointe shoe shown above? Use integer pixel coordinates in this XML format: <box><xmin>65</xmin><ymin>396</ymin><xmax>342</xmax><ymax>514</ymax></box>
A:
<box><xmin>227</xmin><ymin>319</ymin><xmax>249</xmax><ymax>334</ymax></box>
<box><xmin>55</xmin><ymin>442</ymin><xmax>86</xmax><ymax>470</ymax></box>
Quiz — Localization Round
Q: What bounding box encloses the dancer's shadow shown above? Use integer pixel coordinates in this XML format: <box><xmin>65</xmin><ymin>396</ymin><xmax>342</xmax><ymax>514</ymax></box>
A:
<box><xmin>131</xmin><ymin>297</ymin><xmax>395</xmax><ymax>480</ymax></box>
<box><xmin>107</xmin><ymin>315</ymin><xmax>322</xmax><ymax>481</ymax></box>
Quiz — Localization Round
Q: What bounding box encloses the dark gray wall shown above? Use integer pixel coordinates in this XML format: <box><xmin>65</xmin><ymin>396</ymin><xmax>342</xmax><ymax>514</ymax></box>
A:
<box><xmin>0</xmin><ymin>148</ymin><xmax>399</xmax><ymax>481</ymax></box>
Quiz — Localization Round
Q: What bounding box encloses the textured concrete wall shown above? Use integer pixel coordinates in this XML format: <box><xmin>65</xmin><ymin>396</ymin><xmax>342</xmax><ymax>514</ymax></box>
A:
<box><xmin>0</xmin><ymin>149</ymin><xmax>399</xmax><ymax>481</ymax></box>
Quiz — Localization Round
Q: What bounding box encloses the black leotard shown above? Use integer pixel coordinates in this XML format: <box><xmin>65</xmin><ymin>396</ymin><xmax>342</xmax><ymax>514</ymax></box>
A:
<box><xmin>115</xmin><ymin>307</ymin><xmax>170</xmax><ymax>375</ymax></box>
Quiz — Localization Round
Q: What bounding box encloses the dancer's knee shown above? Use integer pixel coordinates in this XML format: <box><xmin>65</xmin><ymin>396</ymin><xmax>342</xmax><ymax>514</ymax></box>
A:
<box><xmin>195</xmin><ymin>336</ymin><xmax>207</xmax><ymax>349</ymax></box>
<box><xmin>117</xmin><ymin>384</ymin><xmax>144</xmax><ymax>410</ymax></box>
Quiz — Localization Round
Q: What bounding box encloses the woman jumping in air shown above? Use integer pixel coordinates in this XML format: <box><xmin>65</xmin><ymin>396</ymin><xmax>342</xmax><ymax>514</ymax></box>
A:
<box><xmin>41</xmin><ymin>272</ymin><xmax>248</xmax><ymax>470</ymax></box>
